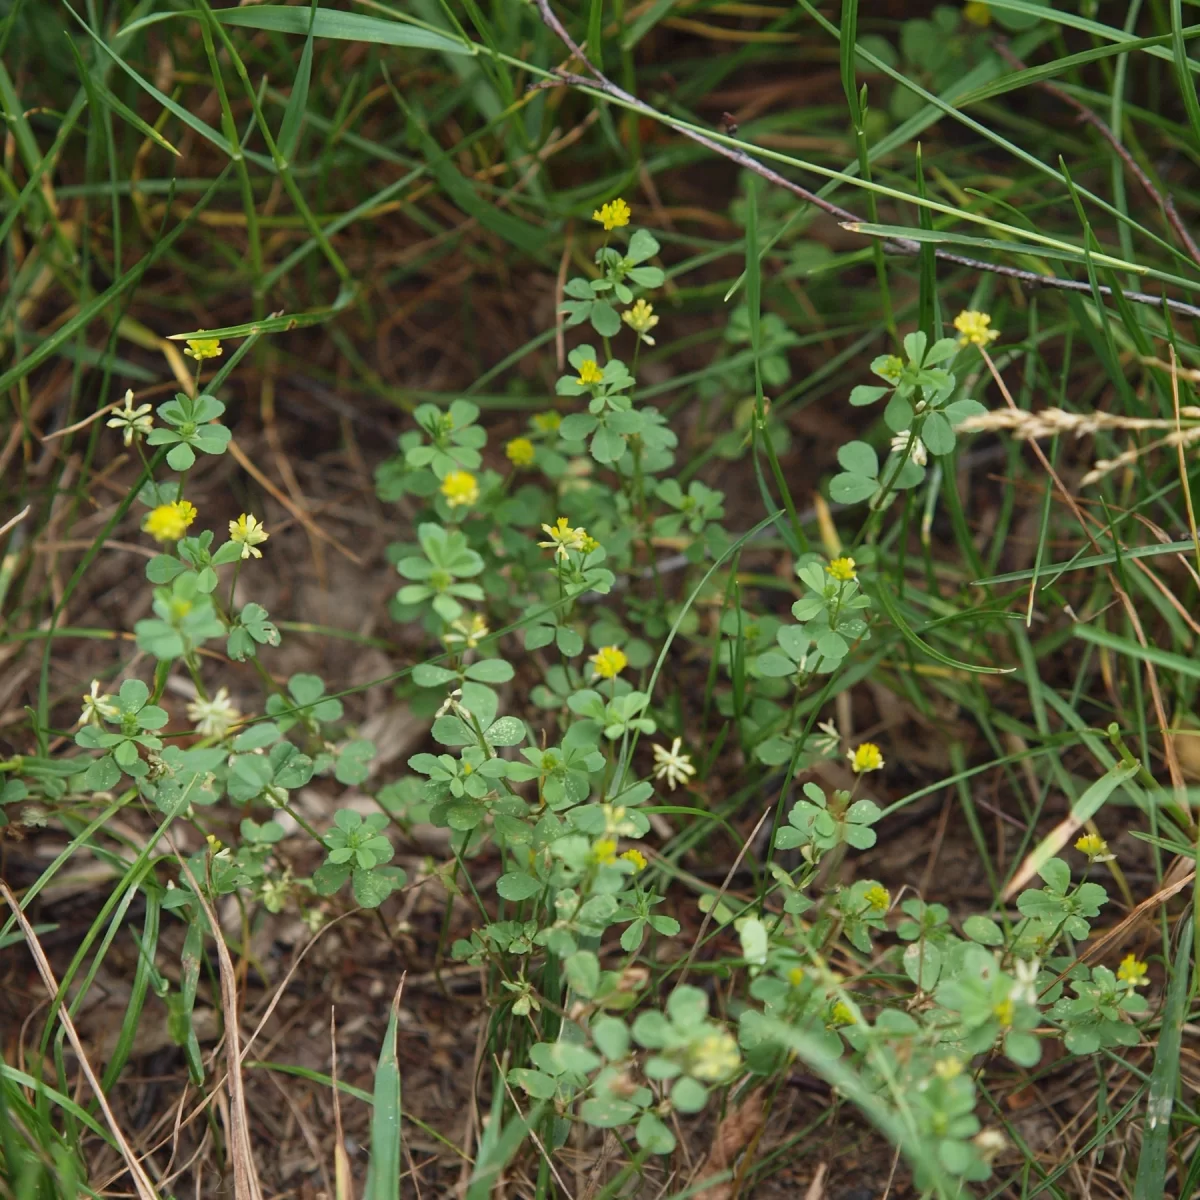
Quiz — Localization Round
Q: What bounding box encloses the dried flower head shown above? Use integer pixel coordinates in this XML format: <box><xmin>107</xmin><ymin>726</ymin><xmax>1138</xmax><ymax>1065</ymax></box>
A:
<box><xmin>651</xmin><ymin>737</ymin><xmax>696</xmax><ymax>791</ymax></box>
<box><xmin>106</xmin><ymin>389</ymin><xmax>154</xmax><ymax>446</ymax></box>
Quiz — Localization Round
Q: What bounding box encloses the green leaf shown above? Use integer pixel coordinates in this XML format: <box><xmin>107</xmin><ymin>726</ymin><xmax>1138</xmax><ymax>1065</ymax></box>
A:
<box><xmin>496</xmin><ymin>871</ymin><xmax>541</xmax><ymax>901</ymax></box>
<box><xmin>829</xmin><ymin>473</ymin><xmax>879</xmax><ymax>505</ymax></box>
<box><xmin>507</xmin><ymin>1068</ymin><xmax>557</xmax><ymax>1100</ymax></box>
<box><xmin>565</xmin><ymin>950</ymin><xmax>601</xmax><ymax>997</ymax></box>
<box><xmin>485</xmin><ymin>717</ymin><xmax>526</xmax><ymax>747</ymax></box>
<box><xmin>591</xmin><ymin>1016</ymin><xmax>630</xmax><ymax>1061</ymax></box>
<box><xmin>590</xmin><ymin>426</ymin><xmax>626</xmax><ymax>464</ymax></box>
<box><xmin>962</xmin><ymin>915</ymin><xmax>1004</xmax><ymax>945</ymax></box>
<box><xmin>837</xmin><ymin>439</ymin><xmax>878</xmax><ymax>477</ymax></box>
<box><xmin>465</xmin><ymin>659</ymin><xmax>514</xmax><ymax>683</ymax></box>
<box><xmin>635</xmin><ymin>1111</ymin><xmax>676</xmax><ymax>1154</ymax></box>
<box><xmin>670</xmin><ymin>1076</ymin><xmax>708</xmax><ymax>1113</ymax></box>
<box><xmin>849</xmin><ymin>384</ymin><xmax>888</xmax><ymax>407</ymax></box>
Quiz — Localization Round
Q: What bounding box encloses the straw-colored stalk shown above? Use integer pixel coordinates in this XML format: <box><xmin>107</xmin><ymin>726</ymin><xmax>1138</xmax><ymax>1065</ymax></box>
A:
<box><xmin>955</xmin><ymin>406</ymin><xmax>1200</xmax><ymax>485</ymax></box>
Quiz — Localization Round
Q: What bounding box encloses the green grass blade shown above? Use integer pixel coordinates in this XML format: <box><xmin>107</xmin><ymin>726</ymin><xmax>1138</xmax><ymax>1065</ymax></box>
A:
<box><xmin>388</xmin><ymin>90</ymin><xmax>546</xmax><ymax>255</ymax></box>
<box><xmin>276</xmin><ymin>0</ymin><xmax>319</xmax><ymax>161</ymax></box>
<box><xmin>975</xmin><ymin>538</ymin><xmax>1198</xmax><ymax>586</ymax></box>
<box><xmin>365</xmin><ymin>981</ymin><xmax>404</xmax><ymax>1200</ymax></box>
<box><xmin>1133</xmin><ymin>917</ymin><xmax>1192</xmax><ymax>1199</ymax></box>
<box><xmin>1073</xmin><ymin>624</ymin><xmax>1200</xmax><ymax>681</ymax></box>
<box><xmin>873</xmin><ymin>582</ymin><xmax>1015</xmax><ymax>675</ymax></box>
<box><xmin>211</xmin><ymin>4</ymin><xmax>471</xmax><ymax>55</ymax></box>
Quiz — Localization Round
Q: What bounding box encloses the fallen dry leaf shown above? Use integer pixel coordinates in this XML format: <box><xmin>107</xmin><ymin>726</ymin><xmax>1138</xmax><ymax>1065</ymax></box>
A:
<box><xmin>693</xmin><ymin>1086</ymin><xmax>765</xmax><ymax>1200</ymax></box>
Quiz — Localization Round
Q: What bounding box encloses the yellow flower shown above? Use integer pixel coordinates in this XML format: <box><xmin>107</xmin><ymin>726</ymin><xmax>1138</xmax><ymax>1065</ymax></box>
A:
<box><xmin>143</xmin><ymin>500</ymin><xmax>197</xmax><ymax>543</ymax></box>
<box><xmin>877</xmin><ymin>354</ymin><xmax>904</xmax><ymax>384</ymax></box>
<box><xmin>440</xmin><ymin>469</ymin><xmax>479</xmax><ymax>509</ymax></box>
<box><xmin>580</xmin><ymin>533</ymin><xmax>601</xmax><ymax>554</ymax></box>
<box><xmin>849</xmin><ymin>742</ymin><xmax>884</xmax><ymax>774</ymax></box>
<box><xmin>589</xmin><ymin>645</ymin><xmax>628</xmax><ymax>680</ymax></box>
<box><xmin>1117</xmin><ymin>953</ymin><xmax>1149</xmax><ymax>988</ymax></box>
<box><xmin>993</xmin><ymin>997</ymin><xmax>1015</xmax><ymax>1028</ymax></box>
<box><xmin>787</xmin><ymin>966</ymin><xmax>805</xmax><ymax>988</ymax></box>
<box><xmin>621</xmin><ymin>848</ymin><xmax>647</xmax><ymax>872</ymax></box>
<box><xmin>505</xmin><ymin>437</ymin><xmax>535</xmax><ymax>467</ymax></box>
<box><xmin>934</xmin><ymin>1057</ymin><xmax>963</xmax><ymax>1080</ymax></box>
<box><xmin>533</xmin><ymin>411</ymin><xmax>562</xmax><ymax>434</ymax></box>
<box><xmin>184</xmin><ymin>336</ymin><xmax>222</xmax><ymax>361</ymax></box>
<box><xmin>688</xmin><ymin>1031</ymin><xmax>740</xmax><ymax>1081</ymax></box>
<box><xmin>864</xmin><ymin>884</ymin><xmax>890</xmax><ymax>914</ymax></box>
<box><xmin>592</xmin><ymin>197</ymin><xmax>631</xmax><ymax>231</ymax></box>
<box><xmin>826</xmin><ymin>556</ymin><xmax>857</xmax><ymax>582</ymax></box>
<box><xmin>538</xmin><ymin>516</ymin><xmax>587</xmax><ymax>561</ymax></box>
<box><xmin>228</xmin><ymin>513</ymin><xmax>269</xmax><ymax>559</ymax></box>
<box><xmin>829</xmin><ymin>1001</ymin><xmax>856</xmax><ymax>1027</ymax></box>
<box><xmin>593</xmin><ymin>837</ymin><xmax>618</xmax><ymax>865</ymax></box>
<box><xmin>1074</xmin><ymin>832</ymin><xmax>1113</xmax><ymax>862</ymax></box>
<box><xmin>954</xmin><ymin>310</ymin><xmax>999</xmax><ymax>348</ymax></box>
<box><xmin>205</xmin><ymin>833</ymin><xmax>223</xmax><ymax>853</ymax></box>
<box><xmin>622</xmin><ymin>299</ymin><xmax>659</xmax><ymax>344</ymax></box>
<box><xmin>576</xmin><ymin>359</ymin><xmax>604</xmax><ymax>387</ymax></box>
<box><xmin>444</xmin><ymin>613</ymin><xmax>489</xmax><ymax>649</ymax></box>
<box><xmin>963</xmin><ymin>0</ymin><xmax>991</xmax><ymax>25</ymax></box>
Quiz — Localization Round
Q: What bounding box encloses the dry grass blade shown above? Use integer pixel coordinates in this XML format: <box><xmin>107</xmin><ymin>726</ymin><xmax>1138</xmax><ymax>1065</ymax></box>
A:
<box><xmin>173</xmin><ymin>851</ymin><xmax>265</xmax><ymax>1200</ymax></box>
<box><xmin>1</xmin><ymin>882</ymin><xmax>160</xmax><ymax>1200</ymax></box>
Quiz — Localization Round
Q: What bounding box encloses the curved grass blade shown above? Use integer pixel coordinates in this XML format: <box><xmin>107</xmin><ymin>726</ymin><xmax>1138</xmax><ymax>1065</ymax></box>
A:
<box><xmin>873</xmin><ymin>582</ymin><xmax>1015</xmax><ymax>675</ymax></box>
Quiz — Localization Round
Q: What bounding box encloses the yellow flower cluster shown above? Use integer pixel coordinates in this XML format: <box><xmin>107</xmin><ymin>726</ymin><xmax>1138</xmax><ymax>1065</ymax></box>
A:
<box><xmin>1117</xmin><ymin>953</ymin><xmax>1148</xmax><ymax>988</ymax></box>
<box><xmin>184</xmin><ymin>336</ymin><xmax>223</xmax><ymax>361</ymax></box>
<box><xmin>229</xmin><ymin>513</ymin><xmax>269</xmax><ymax>559</ymax></box>
<box><xmin>576</xmin><ymin>359</ymin><xmax>604</xmax><ymax>386</ymax></box>
<box><xmin>849</xmin><ymin>742</ymin><xmax>884</xmax><ymax>773</ymax></box>
<box><xmin>143</xmin><ymin>500</ymin><xmax>197</xmax><ymax>543</ymax></box>
<box><xmin>589</xmin><ymin>645</ymin><xmax>628</xmax><ymax>680</ymax></box>
<box><xmin>826</xmin><ymin>556</ymin><xmax>857</xmax><ymax>582</ymax></box>
<box><xmin>538</xmin><ymin>517</ymin><xmax>588</xmax><ymax>561</ymax></box>
<box><xmin>440</xmin><ymin>469</ymin><xmax>479</xmax><ymax>508</ymax></box>
<box><xmin>622</xmin><ymin>299</ymin><xmax>658</xmax><ymax>344</ymax></box>
<box><xmin>505</xmin><ymin>437</ymin><xmax>535</xmax><ymax>467</ymax></box>
<box><xmin>954</xmin><ymin>310</ymin><xmax>999</xmax><ymax>348</ymax></box>
<box><xmin>621</xmin><ymin>848</ymin><xmax>647</xmax><ymax>872</ymax></box>
<box><xmin>592</xmin><ymin>197</ymin><xmax>631</xmax><ymax>231</ymax></box>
